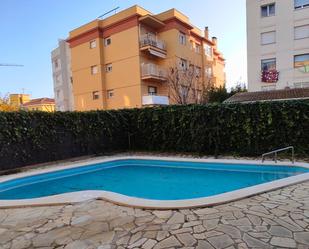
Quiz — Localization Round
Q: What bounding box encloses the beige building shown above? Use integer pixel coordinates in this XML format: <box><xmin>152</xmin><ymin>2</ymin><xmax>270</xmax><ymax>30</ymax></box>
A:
<box><xmin>247</xmin><ymin>0</ymin><xmax>309</xmax><ymax>92</ymax></box>
<box><xmin>67</xmin><ymin>5</ymin><xmax>225</xmax><ymax>111</ymax></box>
<box><xmin>51</xmin><ymin>39</ymin><xmax>74</xmax><ymax>111</ymax></box>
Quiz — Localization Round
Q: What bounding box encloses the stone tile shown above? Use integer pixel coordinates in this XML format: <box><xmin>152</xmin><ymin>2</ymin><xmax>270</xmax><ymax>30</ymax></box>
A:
<box><xmin>294</xmin><ymin>232</ymin><xmax>309</xmax><ymax>245</ymax></box>
<box><xmin>269</xmin><ymin>225</ymin><xmax>293</xmax><ymax>238</ymax></box>
<box><xmin>153</xmin><ymin>236</ymin><xmax>181</xmax><ymax>249</ymax></box>
<box><xmin>207</xmin><ymin>234</ymin><xmax>234</xmax><ymax>249</ymax></box>
<box><xmin>176</xmin><ymin>233</ymin><xmax>197</xmax><ymax>246</ymax></box>
<box><xmin>270</xmin><ymin>237</ymin><xmax>297</xmax><ymax>248</ymax></box>
<box><xmin>166</xmin><ymin>213</ymin><xmax>184</xmax><ymax>224</ymax></box>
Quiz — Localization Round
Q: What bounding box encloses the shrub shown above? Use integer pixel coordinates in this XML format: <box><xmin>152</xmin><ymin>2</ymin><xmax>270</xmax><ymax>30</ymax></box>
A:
<box><xmin>0</xmin><ymin>100</ymin><xmax>308</xmax><ymax>171</ymax></box>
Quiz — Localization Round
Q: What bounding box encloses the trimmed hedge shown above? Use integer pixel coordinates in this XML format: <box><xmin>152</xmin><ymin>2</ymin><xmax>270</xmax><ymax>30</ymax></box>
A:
<box><xmin>0</xmin><ymin>101</ymin><xmax>308</xmax><ymax>171</ymax></box>
<box><xmin>0</xmin><ymin>110</ymin><xmax>130</xmax><ymax>170</ymax></box>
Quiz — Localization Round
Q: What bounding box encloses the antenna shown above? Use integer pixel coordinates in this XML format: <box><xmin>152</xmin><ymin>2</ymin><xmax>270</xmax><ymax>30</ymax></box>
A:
<box><xmin>0</xmin><ymin>63</ymin><xmax>24</xmax><ymax>67</ymax></box>
<box><xmin>97</xmin><ymin>7</ymin><xmax>120</xmax><ymax>20</ymax></box>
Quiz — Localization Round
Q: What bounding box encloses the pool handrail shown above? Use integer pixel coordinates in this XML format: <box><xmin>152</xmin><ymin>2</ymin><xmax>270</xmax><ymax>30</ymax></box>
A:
<box><xmin>262</xmin><ymin>146</ymin><xmax>295</xmax><ymax>164</ymax></box>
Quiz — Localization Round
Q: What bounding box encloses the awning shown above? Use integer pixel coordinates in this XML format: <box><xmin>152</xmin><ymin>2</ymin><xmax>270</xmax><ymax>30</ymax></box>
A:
<box><xmin>149</xmin><ymin>49</ymin><xmax>166</xmax><ymax>58</ymax></box>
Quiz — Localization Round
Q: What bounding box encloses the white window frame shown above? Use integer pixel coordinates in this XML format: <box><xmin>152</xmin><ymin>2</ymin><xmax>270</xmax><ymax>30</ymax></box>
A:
<box><xmin>148</xmin><ymin>86</ymin><xmax>157</xmax><ymax>96</ymax></box>
<box><xmin>180</xmin><ymin>58</ymin><xmax>188</xmax><ymax>70</ymax></box>
<box><xmin>105</xmin><ymin>63</ymin><xmax>112</xmax><ymax>73</ymax></box>
<box><xmin>179</xmin><ymin>32</ymin><xmax>186</xmax><ymax>45</ymax></box>
<box><xmin>261</xmin><ymin>3</ymin><xmax>276</xmax><ymax>17</ymax></box>
<box><xmin>91</xmin><ymin>65</ymin><xmax>98</xmax><ymax>75</ymax></box>
<box><xmin>195</xmin><ymin>44</ymin><xmax>201</xmax><ymax>54</ymax></box>
<box><xmin>92</xmin><ymin>91</ymin><xmax>100</xmax><ymax>100</ymax></box>
<box><xmin>204</xmin><ymin>44</ymin><xmax>212</xmax><ymax>57</ymax></box>
<box><xmin>104</xmin><ymin>37</ymin><xmax>111</xmax><ymax>47</ymax></box>
<box><xmin>107</xmin><ymin>90</ymin><xmax>114</xmax><ymax>99</ymax></box>
<box><xmin>89</xmin><ymin>40</ymin><xmax>97</xmax><ymax>49</ymax></box>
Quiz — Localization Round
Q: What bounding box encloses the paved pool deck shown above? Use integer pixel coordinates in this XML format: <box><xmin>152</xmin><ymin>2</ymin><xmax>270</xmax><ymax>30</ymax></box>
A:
<box><xmin>0</xmin><ymin>181</ymin><xmax>308</xmax><ymax>249</ymax></box>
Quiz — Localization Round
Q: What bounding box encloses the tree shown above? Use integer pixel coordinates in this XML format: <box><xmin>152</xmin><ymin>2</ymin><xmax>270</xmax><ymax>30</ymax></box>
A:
<box><xmin>0</xmin><ymin>93</ymin><xmax>17</xmax><ymax>111</ymax></box>
<box><xmin>166</xmin><ymin>63</ymin><xmax>212</xmax><ymax>105</ymax></box>
<box><xmin>206</xmin><ymin>83</ymin><xmax>247</xmax><ymax>103</ymax></box>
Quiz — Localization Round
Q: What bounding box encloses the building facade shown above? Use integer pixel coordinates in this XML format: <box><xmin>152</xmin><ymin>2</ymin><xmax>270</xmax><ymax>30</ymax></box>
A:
<box><xmin>247</xmin><ymin>0</ymin><xmax>309</xmax><ymax>92</ymax></box>
<box><xmin>51</xmin><ymin>39</ymin><xmax>74</xmax><ymax>111</ymax></box>
<box><xmin>9</xmin><ymin>94</ymin><xmax>30</xmax><ymax>108</ymax></box>
<box><xmin>67</xmin><ymin>5</ymin><xmax>225</xmax><ymax>111</ymax></box>
<box><xmin>22</xmin><ymin>98</ymin><xmax>55</xmax><ymax>112</ymax></box>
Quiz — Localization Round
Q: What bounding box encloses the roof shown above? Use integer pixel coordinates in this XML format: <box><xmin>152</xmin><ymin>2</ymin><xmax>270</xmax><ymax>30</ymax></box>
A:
<box><xmin>22</xmin><ymin>98</ymin><xmax>55</xmax><ymax>107</ymax></box>
<box><xmin>224</xmin><ymin>88</ymin><xmax>309</xmax><ymax>103</ymax></box>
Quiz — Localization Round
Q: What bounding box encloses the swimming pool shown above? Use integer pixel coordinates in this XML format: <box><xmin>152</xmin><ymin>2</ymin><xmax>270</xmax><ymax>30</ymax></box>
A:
<box><xmin>0</xmin><ymin>157</ymin><xmax>309</xmax><ymax>208</ymax></box>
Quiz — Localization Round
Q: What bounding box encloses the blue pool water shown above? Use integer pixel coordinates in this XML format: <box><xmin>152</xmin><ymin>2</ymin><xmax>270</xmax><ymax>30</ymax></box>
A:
<box><xmin>0</xmin><ymin>159</ymin><xmax>308</xmax><ymax>200</ymax></box>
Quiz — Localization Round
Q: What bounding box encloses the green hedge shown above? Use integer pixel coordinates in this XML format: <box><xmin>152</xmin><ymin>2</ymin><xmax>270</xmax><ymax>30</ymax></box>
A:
<box><xmin>0</xmin><ymin>101</ymin><xmax>308</xmax><ymax>171</ymax></box>
<box><xmin>0</xmin><ymin>110</ymin><xmax>130</xmax><ymax>170</ymax></box>
<box><xmin>130</xmin><ymin>101</ymin><xmax>309</xmax><ymax>156</ymax></box>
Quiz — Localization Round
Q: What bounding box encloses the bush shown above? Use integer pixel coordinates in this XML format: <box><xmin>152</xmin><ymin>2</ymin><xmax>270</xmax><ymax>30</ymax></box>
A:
<box><xmin>0</xmin><ymin>100</ymin><xmax>308</xmax><ymax>171</ymax></box>
<box><xmin>0</xmin><ymin>110</ymin><xmax>130</xmax><ymax>170</ymax></box>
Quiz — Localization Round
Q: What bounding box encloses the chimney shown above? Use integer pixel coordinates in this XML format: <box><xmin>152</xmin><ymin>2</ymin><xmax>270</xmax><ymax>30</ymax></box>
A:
<box><xmin>212</xmin><ymin>36</ymin><xmax>217</xmax><ymax>48</ymax></box>
<box><xmin>204</xmin><ymin>27</ymin><xmax>209</xmax><ymax>39</ymax></box>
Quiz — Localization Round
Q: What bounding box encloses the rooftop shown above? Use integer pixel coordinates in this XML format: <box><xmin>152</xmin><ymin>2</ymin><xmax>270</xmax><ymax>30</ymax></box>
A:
<box><xmin>225</xmin><ymin>88</ymin><xmax>309</xmax><ymax>103</ymax></box>
<box><xmin>22</xmin><ymin>98</ymin><xmax>55</xmax><ymax>107</ymax></box>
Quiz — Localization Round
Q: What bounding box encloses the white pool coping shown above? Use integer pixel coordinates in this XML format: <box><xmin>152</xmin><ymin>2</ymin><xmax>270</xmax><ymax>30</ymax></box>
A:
<box><xmin>0</xmin><ymin>156</ymin><xmax>308</xmax><ymax>209</ymax></box>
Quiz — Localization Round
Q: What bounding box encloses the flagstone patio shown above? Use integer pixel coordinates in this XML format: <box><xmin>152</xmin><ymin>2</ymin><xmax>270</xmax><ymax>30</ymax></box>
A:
<box><xmin>0</xmin><ymin>181</ymin><xmax>308</xmax><ymax>249</ymax></box>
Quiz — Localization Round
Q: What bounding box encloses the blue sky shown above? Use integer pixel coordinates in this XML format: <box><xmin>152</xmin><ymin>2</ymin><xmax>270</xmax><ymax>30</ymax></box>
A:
<box><xmin>0</xmin><ymin>0</ymin><xmax>246</xmax><ymax>98</ymax></box>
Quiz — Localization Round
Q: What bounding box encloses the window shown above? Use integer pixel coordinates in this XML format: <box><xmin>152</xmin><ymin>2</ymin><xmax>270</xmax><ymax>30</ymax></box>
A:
<box><xmin>107</xmin><ymin>90</ymin><xmax>114</xmax><ymax>98</ymax></box>
<box><xmin>180</xmin><ymin>58</ymin><xmax>188</xmax><ymax>70</ymax></box>
<box><xmin>295</xmin><ymin>25</ymin><xmax>309</xmax><ymax>39</ymax></box>
<box><xmin>104</xmin><ymin>37</ymin><xmax>111</xmax><ymax>46</ymax></box>
<box><xmin>261</xmin><ymin>3</ymin><xmax>275</xmax><ymax>17</ymax></box>
<box><xmin>92</xmin><ymin>91</ymin><xmax>99</xmax><ymax>100</ymax></box>
<box><xmin>179</xmin><ymin>32</ymin><xmax>186</xmax><ymax>45</ymax></box>
<box><xmin>294</xmin><ymin>54</ymin><xmax>309</xmax><ymax>68</ymax></box>
<box><xmin>204</xmin><ymin>44</ymin><xmax>212</xmax><ymax>57</ymax></box>
<box><xmin>195</xmin><ymin>44</ymin><xmax>201</xmax><ymax>53</ymax></box>
<box><xmin>148</xmin><ymin>86</ymin><xmax>157</xmax><ymax>96</ymax></box>
<box><xmin>261</xmin><ymin>31</ymin><xmax>276</xmax><ymax>45</ymax></box>
<box><xmin>105</xmin><ymin>63</ymin><xmax>112</xmax><ymax>73</ymax></box>
<box><xmin>295</xmin><ymin>0</ymin><xmax>309</xmax><ymax>9</ymax></box>
<box><xmin>91</xmin><ymin>65</ymin><xmax>98</xmax><ymax>75</ymax></box>
<box><xmin>261</xmin><ymin>58</ymin><xmax>276</xmax><ymax>71</ymax></box>
<box><xmin>205</xmin><ymin>67</ymin><xmax>212</xmax><ymax>78</ymax></box>
<box><xmin>89</xmin><ymin>40</ymin><xmax>96</xmax><ymax>49</ymax></box>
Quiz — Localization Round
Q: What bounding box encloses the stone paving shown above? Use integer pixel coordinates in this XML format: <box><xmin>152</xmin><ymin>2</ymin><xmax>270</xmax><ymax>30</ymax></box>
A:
<box><xmin>0</xmin><ymin>181</ymin><xmax>308</xmax><ymax>249</ymax></box>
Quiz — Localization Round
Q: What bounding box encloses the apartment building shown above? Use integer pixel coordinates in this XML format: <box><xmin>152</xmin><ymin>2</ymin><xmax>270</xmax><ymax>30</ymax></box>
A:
<box><xmin>9</xmin><ymin>94</ymin><xmax>30</xmax><ymax>108</ymax></box>
<box><xmin>51</xmin><ymin>39</ymin><xmax>74</xmax><ymax>111</ymax></box>
<box><xmin>67</xmin><ymin>5</ymin><xmax>225</xmax><ymax>111</ymax></box>
<box><xmin>247</xmin><ymin>0</ymin><xmax>309</xmax><ymax>92</ymax></box>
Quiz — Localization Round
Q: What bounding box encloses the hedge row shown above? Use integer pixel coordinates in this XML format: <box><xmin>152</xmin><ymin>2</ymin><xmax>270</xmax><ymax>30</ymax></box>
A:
<box><xmin>0</xmin><ymin>101</ymin><xmax>308</xmax><ymax>170</ymax></box>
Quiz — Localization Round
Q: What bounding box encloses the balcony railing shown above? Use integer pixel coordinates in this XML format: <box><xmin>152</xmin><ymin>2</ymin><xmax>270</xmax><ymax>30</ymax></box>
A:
<box><xmin>140</xmin><ymin>35</ymin><xmax>166</xmax><ymax>51</ymax></box>
<box><xmin>261</xmin><ymin>70</ymin><xmax>279</xmax><ymax>83</ymax></box>
<box><xmin>141</xmin><ymin>64</ymin><xmax>167</xmax><ymax>82</ymax></box>
<box><xmin>142</xmin><ymin>95</ymin><xmax>169</xmax><ymax>106</ymax></box>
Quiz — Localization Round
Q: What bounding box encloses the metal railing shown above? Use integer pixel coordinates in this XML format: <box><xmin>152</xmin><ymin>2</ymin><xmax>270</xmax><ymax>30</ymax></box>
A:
<box><xmin>140</xmin><ymin>35</ymin><xmax>166</xmax><ymax>50</ymax></box>
<box><xmin>262</xmin><ymin>146</ymin><xmax>295</xmax><ymax>163</ymax></box>
<box><xmin>141</xmin><ymin>64</ymin><xmax>167</xmax><ymax>79</ymax></box>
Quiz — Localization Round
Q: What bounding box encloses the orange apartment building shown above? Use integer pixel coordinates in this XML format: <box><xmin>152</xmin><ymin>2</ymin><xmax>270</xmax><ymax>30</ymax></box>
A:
<box><xmin>67</xmin><ymin>5</ymin><xmax>225</xmax><ymax>111</ymax></box>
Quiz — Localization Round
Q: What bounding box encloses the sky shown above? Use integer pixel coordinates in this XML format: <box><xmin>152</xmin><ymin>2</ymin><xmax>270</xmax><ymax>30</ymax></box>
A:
<box><xmin>0</xmin><ymin>0</ymin><xmax>247</xmax><ymax>98</ymax></box>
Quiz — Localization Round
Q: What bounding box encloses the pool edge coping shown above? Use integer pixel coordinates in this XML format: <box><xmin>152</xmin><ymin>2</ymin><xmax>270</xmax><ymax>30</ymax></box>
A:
<box><xmin>0</xmin><ymin>156</ymin><xmax>309</xmax><ymax>209</ymax></box>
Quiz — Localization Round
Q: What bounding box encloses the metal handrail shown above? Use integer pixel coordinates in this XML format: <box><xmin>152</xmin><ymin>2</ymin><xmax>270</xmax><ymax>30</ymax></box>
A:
<box><xmin>262</xmin><ymin>146</ymin><xmax>295</xmax><ymax>163</ymax></box>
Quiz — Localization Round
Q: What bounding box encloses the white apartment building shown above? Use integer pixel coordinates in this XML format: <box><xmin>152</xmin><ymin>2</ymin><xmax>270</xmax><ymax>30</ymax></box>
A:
<box><xmin>51</xmin><ymin>39</ymin><xmax>74</xmax><ymax>111</ymax></box>
<box><xmin>247</xmin><ymin>0</ymin><xmax>309</xmax><ymax>92</ymax></box>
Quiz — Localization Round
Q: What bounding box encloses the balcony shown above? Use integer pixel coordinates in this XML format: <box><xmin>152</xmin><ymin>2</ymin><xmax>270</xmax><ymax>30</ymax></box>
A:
<box><xmin>141</xmin><ymin>64</ymin><xmax>167</xmax><ymax>82</ymax></box>
<box><xmin>140</xmin><ymin>35</ymin><xmax>167</xmax><ymax>59</ymax></box>
<box><xmin>142</xmin><ymin>95</ymin><xmax>169</xmax><ymax>106</ymax></box>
